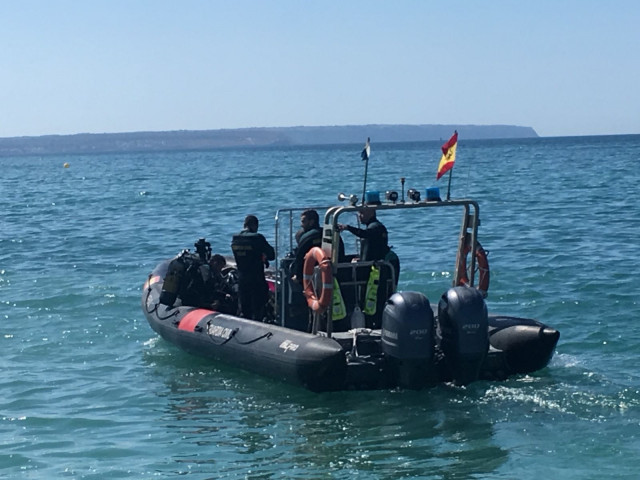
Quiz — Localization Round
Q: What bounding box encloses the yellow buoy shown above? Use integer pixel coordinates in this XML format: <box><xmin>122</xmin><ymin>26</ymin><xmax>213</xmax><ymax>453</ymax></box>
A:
<box><xmin>63</xmin><ymin>162</ymin><xmax>70</xmax><ymax>168</ymax></box>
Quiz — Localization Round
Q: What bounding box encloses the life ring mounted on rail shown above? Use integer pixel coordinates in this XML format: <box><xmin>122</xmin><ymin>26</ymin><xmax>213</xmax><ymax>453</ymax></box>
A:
<box><xmin>302</xmin><ymin>247</ymin><xmax>333</xmax><ymax>313</ymax></box>
<box><xmin>458</xmin><ymin>241</ymin><xmax>490</xmax><ymax>295</ymax></box>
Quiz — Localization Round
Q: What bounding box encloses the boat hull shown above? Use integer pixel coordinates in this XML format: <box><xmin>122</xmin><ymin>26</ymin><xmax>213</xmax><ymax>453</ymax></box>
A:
<box><xmin>482</xmin><ymin>316</ymin><xmax>560</xmax><ymax>380</ymax></box>
<box><xmin>142</xmin><ymin>261</ymin><xmax>559</xmax><ymax>392</ymax></box>
<box><xmin>143</xmin><ymin>280</ymin><xmax>347</xmax><ymax>392</ymax></box>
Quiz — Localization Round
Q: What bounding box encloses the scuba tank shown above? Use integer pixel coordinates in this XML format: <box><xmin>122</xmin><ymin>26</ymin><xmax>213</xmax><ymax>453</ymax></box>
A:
<box><xmin>160</xmin><ymin>239</ymin><xmax>213</xmax><ymax>308</ymax></box>
<box><xmin>182</xmin><ymin>238</ymin><xmax>219</xmax><ymax>308</ymax></box>
<box><xmin>160</xmin><ymin>254</ymin><xmax>187</xmax><ymax>307</ymax></box>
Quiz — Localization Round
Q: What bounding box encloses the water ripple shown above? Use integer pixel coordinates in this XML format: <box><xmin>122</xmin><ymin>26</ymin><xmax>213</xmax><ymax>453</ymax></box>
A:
<box><xmin>2</xmin><ymin>137</ymin><xmax>640</xmax><ymax>478</ymax></box>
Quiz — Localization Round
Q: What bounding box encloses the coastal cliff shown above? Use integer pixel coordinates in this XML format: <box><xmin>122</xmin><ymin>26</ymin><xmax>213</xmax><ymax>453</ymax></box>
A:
<box><xmin>0</xmin><ymin>124</ymin><xmax>538</xmax><ymax>156</ymax></box>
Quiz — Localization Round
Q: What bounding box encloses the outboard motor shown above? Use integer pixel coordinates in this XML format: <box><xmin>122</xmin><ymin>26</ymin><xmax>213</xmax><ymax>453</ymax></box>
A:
<box><xmin>382</xmin><ymin>292</ymin><xmax>434</xmax><ymax>389</ymax></box>
<box><xmin>437</xmin><ymin>286</ymin><xmax>488</xmax><ymax>385</ymax></box>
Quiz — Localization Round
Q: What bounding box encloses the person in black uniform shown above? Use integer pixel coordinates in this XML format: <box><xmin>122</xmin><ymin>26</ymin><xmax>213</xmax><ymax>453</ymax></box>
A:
<box><xmin>291</xmin><ymin>209</ymin><xmax>322</xmax><ymax>282</ymax></box>
<box><xmin>338</xmin><ymin>206</ymin><xmax>400</xmax><ymax>329</ymax></box>
<box><xmin>207</xmin><ymin>254</ymin><xmax>236</xmax><ymax>314</ymax></box>
<box><xmin>338</xmin><ymin>206</ymin><xmax>389</xmax><ymax>261</ymax></box>
<box><xmin>338</xmin><ymin>206</ymin><xmax>399</xmax><ymax>280</ymax></box>
<box><xmin>231</xmin><ymin>215</ymin><xmax>275</xmax><ymax>320</ymax></box>
<box><xmin>292</xmin><ymin>209</ymin><xmax>348</xmax><ymax>279</ymax></box>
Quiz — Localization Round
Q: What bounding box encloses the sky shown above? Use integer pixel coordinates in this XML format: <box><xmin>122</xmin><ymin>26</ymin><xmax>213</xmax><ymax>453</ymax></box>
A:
<box><xmin>2</xmin><ymin>0</ymin><xmax>639</xmax><ymax>138</ymax></box>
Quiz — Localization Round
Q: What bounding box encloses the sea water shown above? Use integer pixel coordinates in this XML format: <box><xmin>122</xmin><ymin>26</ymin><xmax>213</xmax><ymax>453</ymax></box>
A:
<box><xmin>1</xmin><ymin>135</ymin><xmax>639</xmax><ymax>479</ymax></box>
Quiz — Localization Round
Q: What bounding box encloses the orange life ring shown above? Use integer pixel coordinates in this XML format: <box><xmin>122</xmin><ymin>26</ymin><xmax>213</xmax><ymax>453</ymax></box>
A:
<box><xmin>302</xmin><ymin>247</ymin><xmax>333</xmax><ymax>313</ymax></box>
<box><xmin>458</xmin><ymin>241</ymin><xmax>490</xmax><ymax>294</ymax></box>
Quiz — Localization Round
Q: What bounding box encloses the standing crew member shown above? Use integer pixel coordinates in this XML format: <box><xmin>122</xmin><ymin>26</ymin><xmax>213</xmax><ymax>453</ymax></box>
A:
<box><xmin>292</xmin><ymin>208</ymin><xmax>347</xmax><ymax>279</ymax></box>
<box><xmin>338</xmin><ymin>205</ymin><xmax>389</xmax><ymax>261</ymax></box>
<box><xmin>338</xmin><ymin>205</ymin><xmax>400</xmax><ymax>281</ymax></box>
<box><xmin>291</xmin><ymin>209</ymin><xmax>323</xmax><ymax>282</ymax></box>
<box><xmin>338</xmin><ymin>206</ymin><xmax>400</xmax><ymax>328</ymax></box>
<box><xmin>231</xmin><ymin>215</ymin><xmax>275</xmax><ymax>320</ymax></box>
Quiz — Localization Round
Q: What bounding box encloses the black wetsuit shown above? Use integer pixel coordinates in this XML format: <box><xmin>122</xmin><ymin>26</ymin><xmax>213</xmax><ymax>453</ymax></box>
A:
<box><xmin>345</xmin><ymin>217</ymin><xmax>400</xmax><ymax>329</ymax></box>
<box><xmin>292</xmin><ymin>227</ymin><xmax>349</xmax><ymax>277</ymax></box>
<box><xmin>345</xmin><ymin>218</ymin><xmax>389</xmax><ymax>261</ymax></box>
<box><xmin>231</xmin><ymin>230</ymin><xmax>275</xmax><ymax>320</ymax></box>
<box><xmin>346</xmin><ymin>218</ymin><xmax>400</xmax><ymax>282</ymax></box>
<box><xmin>292</xmin><ymin>227</ymin><xmax>322</xmax><ymax>280</ymax></box>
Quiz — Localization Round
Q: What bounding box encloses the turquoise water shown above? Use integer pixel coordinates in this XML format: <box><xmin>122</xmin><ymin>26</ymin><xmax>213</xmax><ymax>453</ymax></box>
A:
<box><xmin>2</xmin><ymin>135</ymin><xmax>640</xmax><ymax>479</ymax></box>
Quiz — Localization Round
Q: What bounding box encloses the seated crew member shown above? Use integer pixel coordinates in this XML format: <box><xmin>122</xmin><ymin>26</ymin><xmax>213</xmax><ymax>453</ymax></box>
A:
<box><xmin>231</xmin><ymin>215</ymin><xmax>275</xmax><ymax>320</ymax></box>
<box><xmin>207</xmin><ymin>254</ymin><xmax>236</xmax><ymax>314</ymax></box>
<box><xmin>209</xmin><ymin>253</ymin><xmax>227</xmax><ymax>274</ymax></box>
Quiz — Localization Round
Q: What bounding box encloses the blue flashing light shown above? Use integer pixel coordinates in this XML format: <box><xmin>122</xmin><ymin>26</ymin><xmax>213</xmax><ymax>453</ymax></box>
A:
<box><xmin>364</xmin><ymin>190</ymin><xmax>381</xmax><ymax>205</ymax></box>
<box><xmin>426</xmin><ymin>187</ymin><xmax>441</xmax><ymax>202</ymax></box>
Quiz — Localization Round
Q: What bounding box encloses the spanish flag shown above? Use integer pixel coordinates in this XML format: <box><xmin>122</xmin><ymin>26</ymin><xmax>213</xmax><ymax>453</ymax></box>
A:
<box><xmin>436</xmin><ymin>131</ymin><xmax>458</xmax><ymax>180</ymax></box>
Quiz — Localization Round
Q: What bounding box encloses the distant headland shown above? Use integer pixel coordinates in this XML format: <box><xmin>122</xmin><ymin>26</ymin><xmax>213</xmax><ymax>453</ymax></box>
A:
<box><xmin>0</xmin><ymin>124</ymin><xmax>538</xmax><ymax>157</ymax></box>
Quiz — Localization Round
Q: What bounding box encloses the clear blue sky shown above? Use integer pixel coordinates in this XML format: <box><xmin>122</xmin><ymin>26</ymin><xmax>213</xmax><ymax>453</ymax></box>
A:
<box><xmin>2</xmin><ymin>0</ymin><xmax>638</xmax><ymax>138</ymax></box>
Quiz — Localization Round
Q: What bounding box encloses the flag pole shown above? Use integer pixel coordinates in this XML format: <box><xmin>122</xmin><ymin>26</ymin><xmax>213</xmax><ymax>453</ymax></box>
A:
<box><xmin>361</xmin><ymin>158</ymin><xmax>369</xmax><ymax>205</ymax></box>
<box><xmin>361</xmin><ymin>137</ymin><xmax>370</xmax><ymax>205</ymax></box>
<box><xmin>436</xmin><ymin>130</ymin><xmax>457</xmax><ymax>200</ymax></box>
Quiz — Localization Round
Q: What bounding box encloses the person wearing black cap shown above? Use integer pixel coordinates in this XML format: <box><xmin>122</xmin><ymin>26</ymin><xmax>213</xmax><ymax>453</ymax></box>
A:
<box><xmin>231</xmin><ymin>215</ymin><xmax>275</xmax><ymax>320</ymax></box>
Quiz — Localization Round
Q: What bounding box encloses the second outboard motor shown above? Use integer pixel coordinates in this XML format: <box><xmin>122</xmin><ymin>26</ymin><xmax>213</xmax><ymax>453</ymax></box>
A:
<box><xmin>382</xmin><ymin>292</ymin><xmax>434</xmax><ymax>389</ymax></box>
<box><xmin>437</xmin><ymin>286</ymin><xmax>488</xmax><ymax>385</ymax></box>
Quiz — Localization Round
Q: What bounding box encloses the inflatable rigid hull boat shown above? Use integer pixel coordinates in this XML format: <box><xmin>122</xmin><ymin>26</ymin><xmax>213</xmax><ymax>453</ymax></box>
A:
<box><xmin>141</xmin><ymin>195</ymin><xmax>559</xmax><ymax>392</ymax></box>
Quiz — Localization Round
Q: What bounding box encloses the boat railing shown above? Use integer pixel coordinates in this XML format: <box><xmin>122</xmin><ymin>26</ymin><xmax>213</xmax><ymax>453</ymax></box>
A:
<box><xmin>273</xmin><ymin>198</ymin><xmax>483</xmax><ymax>334</ymax></box>
<box><xmin>322</xmin><ymin>198</ymin><xmax>481</xmax><ymax>290</ymax></box>
<box><xmin>310</xmin><ymin>259</ymin><xmax>397</xmax><ymax>336</ymax></box>
<box><xmin>274</xmin><ymin>205</ymin><xmax>335</xmax><ymax>272</ymax></box>
<box><xmin>276</xmin><ymin>255</ymin><xmax>396</xmax><ymax>336</ymax></box>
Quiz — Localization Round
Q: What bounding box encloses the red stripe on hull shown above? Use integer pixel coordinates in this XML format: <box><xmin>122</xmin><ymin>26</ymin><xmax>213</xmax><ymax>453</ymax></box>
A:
<box><xmin>178</xmin><ymin>309</ymin><xmax>212</xmax><ymax>332</ymax></box>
